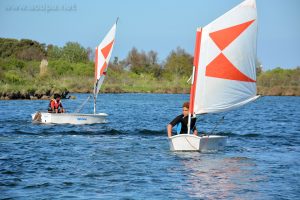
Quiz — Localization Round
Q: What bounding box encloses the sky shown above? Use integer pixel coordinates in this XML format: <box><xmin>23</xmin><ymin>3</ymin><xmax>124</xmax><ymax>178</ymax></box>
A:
<box><xmin>0</xmin><ymin>0</ymin><xmax>299</xmax><ymax>70</ymax></box>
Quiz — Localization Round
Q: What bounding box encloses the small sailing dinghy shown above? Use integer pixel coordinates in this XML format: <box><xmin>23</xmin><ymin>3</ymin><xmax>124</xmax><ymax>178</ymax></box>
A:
<box><xmin>32</xmin><ymin>19</ymin><xmax>118</xmax><ymax>124</ymax></box>
<box><xmin>169</xmin><ymin>0</ymin><xmax>259</xmax><ymax>151</ymax></box>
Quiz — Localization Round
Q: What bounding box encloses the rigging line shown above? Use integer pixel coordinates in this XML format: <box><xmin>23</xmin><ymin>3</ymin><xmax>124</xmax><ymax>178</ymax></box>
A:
<box><xmin>94</xmin><ymin>79</ymin><xmax>99</xmax><ymax>94</ymax></box>
<box><xmin>187</xmin><ymin>75</ymin><xmax>192</xmax><ymax>83</ymax></box>
<box><xmin>209</xmin><ymin>115</ymin><xmax>225</xmax><ymax>135</ymax></box>
<box><xmin>184</xmin><ymin>136</ymin><xmax>198</xmax><ymax>150</ymax></box>
<box><xmin>93</xmin><ymin>78</ymin><xmax>101</xmax><ymax>114</ymax></box>
<box><xmin>75</xmin><ymin>95</ymin><xmax>92</xmax><ymax>113</ymax></box>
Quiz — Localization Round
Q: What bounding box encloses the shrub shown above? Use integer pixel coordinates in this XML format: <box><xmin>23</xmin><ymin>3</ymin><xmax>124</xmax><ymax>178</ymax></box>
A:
<box><xmin>4</xmin><ymin>70</ymin><xmax>24</xmax><ymax>83</ymax></box>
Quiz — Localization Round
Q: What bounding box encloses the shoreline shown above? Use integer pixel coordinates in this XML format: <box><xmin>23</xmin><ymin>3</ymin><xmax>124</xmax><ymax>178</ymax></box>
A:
<box><xmin>1</xmin><ymin>88</ymin><xmax>299</xmax><ymax>100</ymax></box>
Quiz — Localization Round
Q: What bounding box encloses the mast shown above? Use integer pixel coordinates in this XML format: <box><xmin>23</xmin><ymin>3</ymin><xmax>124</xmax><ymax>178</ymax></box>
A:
<box><xmin>188</xmin><ymin>28</ymin><xmax>202</xmax><ymax>134</ymax></box>
<box><xmin>93</xmin><ymin>46</ymin><xmax>99</xmax><ymax>115</ymax></box>
<box><xmin>93</xmin><ymin>85</ymin><xmax>97</xmax><ymax>114</ymax></box>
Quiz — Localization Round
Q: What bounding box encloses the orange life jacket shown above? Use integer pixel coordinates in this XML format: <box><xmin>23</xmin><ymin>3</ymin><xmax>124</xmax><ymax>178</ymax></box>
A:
<box><xmin>48</xmin><ymin>99</ymin><xmax>63</xmax><ymax>109</ymax></box>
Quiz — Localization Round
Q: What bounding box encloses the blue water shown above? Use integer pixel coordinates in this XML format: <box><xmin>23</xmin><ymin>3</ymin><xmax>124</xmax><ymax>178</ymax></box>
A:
<box><xmin>0</xmin><ymin>94</ymin><xmax>299</xmax><ymax>199</ymax></box>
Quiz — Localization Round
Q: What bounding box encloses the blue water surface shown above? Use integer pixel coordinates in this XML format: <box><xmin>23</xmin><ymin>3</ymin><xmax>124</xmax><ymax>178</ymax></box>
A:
<box><xmin>0</xmin><ymin>94</ymin><xmax>299</xmax><ymax>199</ymax></box>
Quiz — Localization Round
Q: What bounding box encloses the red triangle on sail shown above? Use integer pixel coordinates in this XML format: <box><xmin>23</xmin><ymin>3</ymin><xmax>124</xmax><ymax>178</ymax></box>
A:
<box><xmin>206</xmin><ymin>53</ymin><xmax>255</xmax><ymax>82</ymax></box>
<box><xmin>100</xmin><ymin>62</ymin><xmax>107</xmax><ymax>76</ymax></box>
<box><xmin>209</xmin><ymin>20</ymin><xmax>255</xmax><ymax>50</ymax></box>
<box><xmin>101</xmin><ymin>40</ymin><xmax>114</xmax><ymax>59</ymax></box>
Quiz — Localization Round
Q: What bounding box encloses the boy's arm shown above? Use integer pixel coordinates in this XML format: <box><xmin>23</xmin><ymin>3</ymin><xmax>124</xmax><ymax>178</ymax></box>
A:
<box><xmin>167</xmin><ymin>115</ymin><xmax>182</xmax><ymax>138</ymax></box>
<box><xmin>167</xmin><ymin>124</ymin><xmax>173</xmax><ymax>138</ymax></box>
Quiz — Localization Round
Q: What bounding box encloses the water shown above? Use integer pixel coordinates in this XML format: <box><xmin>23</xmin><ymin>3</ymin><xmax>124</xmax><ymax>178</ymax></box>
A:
<box><xmin>0</xmin><ymin>94</ymin><xmax>299</xmax><ymax>199</ymax></box>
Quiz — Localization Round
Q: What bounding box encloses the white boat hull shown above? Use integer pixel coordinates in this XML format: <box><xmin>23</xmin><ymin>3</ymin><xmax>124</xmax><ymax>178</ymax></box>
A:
<box><xmin>169</xmin><ymin>134</ymin><xmax>227</xmax><ymax>152</ymax></box>
<box><xmin>32</xmin><ymin>112</ymin><xmax>108</xmax><ymax>124</ymax></box>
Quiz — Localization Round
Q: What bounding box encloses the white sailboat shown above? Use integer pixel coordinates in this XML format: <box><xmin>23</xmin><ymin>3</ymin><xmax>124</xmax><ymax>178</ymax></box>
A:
<box><xmin>32</xmin><ymin>19</ymin><xmax>118</xmax><ymax>124</ymax></box>
<box><xmin>169</xmin><ymin>0</ymin><xmax>259</xmax><ymax>151</ymax></box>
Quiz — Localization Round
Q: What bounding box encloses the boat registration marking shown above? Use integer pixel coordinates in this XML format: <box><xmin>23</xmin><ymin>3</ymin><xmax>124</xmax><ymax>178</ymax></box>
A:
<box><xmin>77</xmin><ymin>118</ymin><xmax>87</xmax><ymax>121</ymax></box>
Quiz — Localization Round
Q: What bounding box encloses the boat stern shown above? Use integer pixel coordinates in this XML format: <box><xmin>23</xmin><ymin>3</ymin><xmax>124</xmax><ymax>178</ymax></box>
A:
<box><xmin>169</xmin><ymin>134</ymin><xmax>227</xmax><ymax>152</ymax></box>
<box><xmin>169</xmin><ymin>134</ymin><xmax>201</xmax><ymax>151</ymax></box>
<box><xmin>199</xmin><ymin>135</ymin><xmax>227</xmax><ymax>152</ymax></box>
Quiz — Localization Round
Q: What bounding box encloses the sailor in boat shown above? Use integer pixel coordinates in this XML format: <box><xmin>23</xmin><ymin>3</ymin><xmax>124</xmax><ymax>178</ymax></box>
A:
<box><xmin>167</xmin><ymin>102</ymin><xmax>198</xmax><ymax>138</ymax></box>
<box><xmin>48</xmin><ymin>94</ymin><xmax>65</xmax><ymax>113</ymax></box>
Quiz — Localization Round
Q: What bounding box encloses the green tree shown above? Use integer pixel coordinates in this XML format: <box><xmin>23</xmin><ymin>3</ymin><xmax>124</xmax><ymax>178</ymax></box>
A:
<box><xmin>16</xmin><ymin>39</ymin><xmax>46</xmax><ymax>60</ymax></box>
<box><xmin>124</xmin><ymin>47</ymin><xmax>162</xmax><ymax>76</ymax></box>
<box><xmin>164</xmin><ymin>47</ymin><xmax>193</xmax><ymax>78</ymax></box>
<box><xmin>47</xmin><ymin>44</ymin><xmax>63</xmax><ymax>60</ymax></box>
<box><xmin>61</xmin><ymin>42</ymin><xmax>89</xmax><ymax>63</ymax></box>
<box><xmin>0</xmin><ymin>38</ymin><xmax>46</xmax><ymax>60</ymax></box>
<box><xmin>256</xmin><ymin>59</ymin><xmax>263</xmax><ymax>76</ymax></box>
<box><xmin>0</xmin><ymin>38</ymin><xmax>18</xmax><ymax>58</ymax></box>
<box><xmin>126</xmin><ymin>47</ymin><xmax>142</xmax><ymax>74</ymax></box>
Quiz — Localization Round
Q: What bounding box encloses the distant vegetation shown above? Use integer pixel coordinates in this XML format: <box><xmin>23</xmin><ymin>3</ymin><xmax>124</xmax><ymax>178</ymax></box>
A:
<box><xmin>0</xmin><ymin>38</ymin><xmax>299</xmax><ymax>99</ymax></box>
<box><xmin>257</xmin><ymin>67</ymin><xmax>300</xmax><ymax>95</ymax></box>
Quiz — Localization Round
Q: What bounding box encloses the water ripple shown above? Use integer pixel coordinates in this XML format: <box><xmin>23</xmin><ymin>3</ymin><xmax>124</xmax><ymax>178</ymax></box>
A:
<box><xmin>0</xmin><ymin>94</ymin><xmax>299</xmax><ymax>199</ymax></box>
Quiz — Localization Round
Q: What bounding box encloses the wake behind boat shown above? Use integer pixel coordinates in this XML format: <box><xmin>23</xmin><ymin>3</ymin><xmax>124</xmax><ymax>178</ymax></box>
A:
<box><xmin>32</xmin><ymin>19</ymin><xmax>118</xmax><ymax>124</ymax></box>
<box><xmin>169</xmin><ymin>0</ymin><xmax>259</xmax><ymax>151</ymax></box>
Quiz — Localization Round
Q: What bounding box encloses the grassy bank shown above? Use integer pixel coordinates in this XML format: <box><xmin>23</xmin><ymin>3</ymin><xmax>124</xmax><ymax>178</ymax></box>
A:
<box><xmin>0</xmin><ymin>38</ymin><xmax>299</xmax><ymax>99</ymax></box>
<box><xmin>0</xmin><ymin>57</ymin><xmax>299</xmax><ymax>99</ymax></box>
<box><xmin>0</xmin><ymin>60</ymin><xmax>191</xmax><ymax>99</ymax></box>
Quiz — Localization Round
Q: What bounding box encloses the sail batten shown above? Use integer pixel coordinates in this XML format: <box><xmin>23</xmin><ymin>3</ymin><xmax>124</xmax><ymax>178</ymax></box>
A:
<box><xmin>191</xmin><ymin>0</ymin><xmax>258</xmax><ymax>115</ymax></box>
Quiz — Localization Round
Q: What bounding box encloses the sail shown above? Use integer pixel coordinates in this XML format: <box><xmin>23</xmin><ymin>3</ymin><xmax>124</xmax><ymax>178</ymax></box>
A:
<box><xmin>94</xmin><ymin>21</ymin><xmax>117</xmax><ymax>97</ymax></box>
<box><xmin>190</xmin><ymin>0</ymin><xmax>259</xmax><ymax>115</ymax></box>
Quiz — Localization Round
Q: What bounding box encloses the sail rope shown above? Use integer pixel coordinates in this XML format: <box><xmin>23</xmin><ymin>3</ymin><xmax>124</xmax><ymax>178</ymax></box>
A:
<box><xmin>184</xmin><ymin>136</ymin><xmax>198</xmax><ymax>150</ymax></box>
<box><xmin>209</xmin><ymin>115</ymin><xmax>225</xmax><ymax>135</ymax></box>
<box><xmin>75</xmin><ymin>95</ymin><xmax>92</xmax><ymax>113</ymax></box>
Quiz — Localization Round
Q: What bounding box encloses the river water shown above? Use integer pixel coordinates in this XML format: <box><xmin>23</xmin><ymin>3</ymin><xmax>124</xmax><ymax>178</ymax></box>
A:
<box><xmin>0</xmin><ymin>94</ymin><xmax>299</xmax><ymax>199</ymax></box>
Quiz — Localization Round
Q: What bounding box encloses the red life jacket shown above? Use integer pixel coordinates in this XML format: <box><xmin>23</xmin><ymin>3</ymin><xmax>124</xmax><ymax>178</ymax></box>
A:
<box><xmin>48</xmin><ymin>99</ymin><xmax>63</xmax><ymax>109</ymax></box>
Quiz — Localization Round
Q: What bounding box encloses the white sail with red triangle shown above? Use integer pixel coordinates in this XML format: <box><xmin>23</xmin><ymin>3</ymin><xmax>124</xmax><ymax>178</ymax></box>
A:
<box><xmin>189</xmin><ymin>0</ymin><xmax>259</xmax><ymax>115</ymax></box>
<box><xmin>94</xmin><ymin>21</ymin><xmax>117</xmax><ymax>98</ymax></box>
<box><xmin>93</xmin><ymin>20</ymin><xmax>117</xmax><ymax>114</ymax></box>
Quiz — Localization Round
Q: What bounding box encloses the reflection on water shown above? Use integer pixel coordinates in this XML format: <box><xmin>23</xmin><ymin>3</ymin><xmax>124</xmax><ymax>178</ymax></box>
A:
<box><xmin>176</xmin><ymin>153</ymin><xmax>268</xmax><ymax>199</ymax></box>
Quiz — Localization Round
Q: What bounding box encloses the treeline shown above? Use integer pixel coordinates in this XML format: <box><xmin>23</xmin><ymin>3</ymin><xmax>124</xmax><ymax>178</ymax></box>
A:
<box><xmin>0</xmin><ymin>38</ymin><xmax>90</xmax><ymax>63</ymax></box>
<box><xmin>0</xmin><ymin>37</ymin><xmax>265</xmax><ymax>80</ymax></box>
<box><xmin>0</xmin><ymin>37</ymin><xmax>196</xmax><ymax>76</ymax></box>
<box><xmin>257</xmin><ymin>67</ymin><xmax>300</xmax><ymax>95</ymax></box>
<box><xmin>0</xmin><ymin>38</ymin><xmax>46</xmax><ymax>61</ymax></box>
<box><xmin>0</xmin><ymin>38</ymin><xmax>299</xmax><ymax>99</ymax></box>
